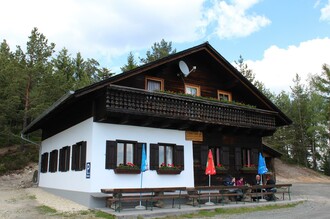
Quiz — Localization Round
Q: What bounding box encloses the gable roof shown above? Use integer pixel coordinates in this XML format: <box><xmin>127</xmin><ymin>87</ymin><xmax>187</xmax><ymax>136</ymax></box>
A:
<box><xmin>22</xmin><ymin>42</ymin><xmax>291</xmax><ymax>134</ymax></box>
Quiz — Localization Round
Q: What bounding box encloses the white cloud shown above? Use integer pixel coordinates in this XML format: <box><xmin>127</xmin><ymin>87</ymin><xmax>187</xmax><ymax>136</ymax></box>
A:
<box><xmin>245</xmin><ymin>38</ymin><xmax>330</xmax><ymax>94</ymax></box>
<box><xmin>204</xmin><ymin>0</ymin><xmax>271</xmax><ymax>39</ymax></box>
<box><xmin>0</xmin><ymin>0</ymin><xmax>205</xmax><ymax>67</ymax></box>
<box><xmin>320</xmin><ymin>0</ymin><xmax>330</xmax><ymax>22</ymax></box>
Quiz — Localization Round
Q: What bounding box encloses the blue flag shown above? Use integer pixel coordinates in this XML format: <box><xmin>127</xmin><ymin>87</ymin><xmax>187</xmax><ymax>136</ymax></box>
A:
<box><xmin>258</xmin><ymin>153</ymin><xmax>268</xmax><ymax>175</ymax></box>
<box><xmin>141</xmin><ymin>144</ymin><xmax>148</xmax><ymax>172</ymax></box>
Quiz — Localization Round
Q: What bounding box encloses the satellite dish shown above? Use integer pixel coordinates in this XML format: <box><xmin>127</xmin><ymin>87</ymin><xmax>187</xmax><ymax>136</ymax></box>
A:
<box><xmin>179</xmin><ymin>61</ymin><xmax>190</xmax><ymax>76</ymax></box>
<box><xmin>179</xmin><ymin>60</ymin><xmax>196</xmax><ymax>77</ymax></box>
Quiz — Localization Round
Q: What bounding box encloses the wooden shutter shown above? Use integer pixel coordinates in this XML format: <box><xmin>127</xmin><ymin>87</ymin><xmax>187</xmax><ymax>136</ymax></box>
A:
<box><xmin>251</xmin><ymin>148</ymin><xmax>259</xmax><ymax>166</ymax></box>
<box><xmin>65</xmin><ymin>146</ymin><xmax>70</xmax><ymax>171</ymax></box>
<box><xmin>41</xmin><ymin>152</ymin><xmax>49</xmax><ymax>173</ymax></box>
<box><xmin>59</xmin><ymin>148</ymin><xmax>63</xmax><ymax>171</ymax></box>
<box><xmin>105</xmin><ymin>141</ymin><xmax>117</xmax><ymax>169</ymax></box>
<box><xmin>221</xmin><ymin>147</ymin><xmax>230</xmax><ymax>167</ymax></box>
<box><xmin>235</xmin><ymin>147</ymin><xmax>242</xmax><ymax>170</ymax></box>
<box><xmin>174</xmin><ymin>145</ymin><xmax>184</xmax><ymax>170</ymax></box>
<box><xmin>80</xmin><ymin>141</ymin><xmax>87</xmax><ymax>170</ymax></box>
<box><xmin>200</xmin><ymin>144</ymin><xmax>208</xmax><ymax>169</ymax></box>
<box><xmin>135</xmin><ymin>143</ymin><xmax>145</xmax><ymax>168</ymax></box>
<box><xmin>149</xmin><ymin>144</ymin><xmax>159</xmax><ymax>170</ymax></box>
<box><xmin>71</xmin><ymin>144</ymin><xmax>77</xmax><ymax>171</ymax></box>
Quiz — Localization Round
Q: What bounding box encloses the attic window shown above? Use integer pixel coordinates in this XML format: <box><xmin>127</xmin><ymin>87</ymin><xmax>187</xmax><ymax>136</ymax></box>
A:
<box><xmin>145</xmin><ymin>77</ymin><xmax>164</xmax><ymax>91</ymax></box>
<box><xmin>218</xmin><ymin>90</ymin><xmax>232</xmax><ymax>101</ymax></box>
<box><xmin>185</xmin><ymin>84</ymin><xmax>200</xmax><ymax>96</ymax></box>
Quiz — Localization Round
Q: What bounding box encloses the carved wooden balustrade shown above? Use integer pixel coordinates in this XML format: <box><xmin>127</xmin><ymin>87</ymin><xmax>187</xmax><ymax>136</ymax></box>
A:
<box><xmin>106</xmin><ymin>85</ymin><xmax>277</xmax><ymax>130</ymax></box>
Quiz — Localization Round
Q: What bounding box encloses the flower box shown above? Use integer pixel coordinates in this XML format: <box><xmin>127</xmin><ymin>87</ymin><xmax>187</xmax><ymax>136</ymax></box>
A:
<box><xmin>157</xmin><ymin>169</ymin><xmax>182</xmax><ymax>175</ymax></box>
<box><xmin>114</xmin><ymin>168</ymin><xmax>141</xmax><ymax>174</ymax></box>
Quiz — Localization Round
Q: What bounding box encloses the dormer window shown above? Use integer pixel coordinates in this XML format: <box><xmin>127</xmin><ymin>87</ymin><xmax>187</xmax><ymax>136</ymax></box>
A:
<box><xmin>218</xmin><ymin>90</ymin><xmax>232</xmax><ymax>101</ymax></box>
<box><xmin>185</xmin><ymin>84</ymin><xmax>200</xmax><ymax>96</ymax></box>
<box><xmin>145</xmin><ymin>77</ymin><xmax>164</xmax><ymax>91</ymax></box>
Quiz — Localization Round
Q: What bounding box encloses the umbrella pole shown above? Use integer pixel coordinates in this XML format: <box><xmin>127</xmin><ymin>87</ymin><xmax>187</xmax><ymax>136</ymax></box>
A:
<box><xmin>135</xmin><ymin>172</ymin><xmax>145</xmax><ymax>209</ymax></box>
<box><xmin>205</xmin><ymin>175</ymin><xmax>214</xmax><ymax>205</ymax></box>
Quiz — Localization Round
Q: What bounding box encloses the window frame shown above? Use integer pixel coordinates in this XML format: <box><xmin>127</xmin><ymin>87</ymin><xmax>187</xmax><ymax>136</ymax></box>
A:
<box><xmin>116</xmin><ymin>140</ymin><xmax>136</xmax><ymax>166</ymax></box>
<box><xmin>150</xmin><ymin>143</ymin><xmax>184</xmax><ymax>170</ymax></box>
<box><xmin>185</xmin><ymin>84</ymin><xmax>201</xmax><ymax>96</ymax></box>
<box><xmin>217</xmin><ymin>90</ymin><xmax>232</xmax><ymax>101</ymax></box>
<box><xmin>105</xmin><ymin>140</ymin><xmax>144</xmax><ymax>170</ymax></box>
<box><xmin>145</xmin><ymin>76</ymin><xmax>164</xmax><ymax>91</ymax></box>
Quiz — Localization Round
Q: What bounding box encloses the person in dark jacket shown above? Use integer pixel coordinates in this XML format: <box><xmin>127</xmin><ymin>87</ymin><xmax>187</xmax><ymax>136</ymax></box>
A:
<box><xmin>265</xmin><ymin>174</ymin><xmax>276</xmax><ymax>201</ymax></box>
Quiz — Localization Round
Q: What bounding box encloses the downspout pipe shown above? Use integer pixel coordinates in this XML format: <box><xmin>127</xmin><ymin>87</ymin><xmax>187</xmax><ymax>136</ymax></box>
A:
<box><xmin>20</xmin><ymin>133</ymin><xmax>41</xmax><ymax>184</ymax></box>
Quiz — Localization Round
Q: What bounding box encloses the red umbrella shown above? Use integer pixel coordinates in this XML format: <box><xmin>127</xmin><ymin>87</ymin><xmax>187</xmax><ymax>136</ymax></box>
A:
<box><xmin>205</xmin><ymin>149</ymin><xmax>216</xmax><ymax>175</ymax></box>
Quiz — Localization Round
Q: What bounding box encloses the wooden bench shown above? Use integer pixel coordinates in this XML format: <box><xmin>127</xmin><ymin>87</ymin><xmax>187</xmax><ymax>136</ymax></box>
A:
<box><xmin>187</xmin><ymin>185</ymin><xmax>249</xmax><ymax>207</ymax></box>
<box><xmin>101</xmin><ymin>187</ymin><xmax>186</xmax><ymax>212</ymax></box>
<box><xmin>245</xmin><ymin>184</ymin><xmax>292</xmax><ymax>202</ymax></box>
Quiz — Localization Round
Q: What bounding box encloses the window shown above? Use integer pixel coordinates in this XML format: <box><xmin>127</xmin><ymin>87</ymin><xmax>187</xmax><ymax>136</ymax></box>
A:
<box><xmin>145</xmin><ymin>77</ymin><xmax>164</xmax><ymax>91</ymax></box>
<box><xmin>201</xmin><ymin>146</ymin><xmax>229</xmax><ymax>169</ymax></box>
<box><xmin>117</xmin><ymin>142</ymin><xmax>134</xmax><ymax>166</ymax></box>
<box><xmin>185</xmin><ymin>84</ymin><xmax>200</xmax><ymax>96</ymax></box>
<box><xmin>242</xmin><ymin>148</ymin><xmax>252</xmax><ymax>167</ymax></box>
<box><xmin>49</xmin><ymin>150</ymin><xmax>58</xmax><ymax>173</ymax></box>
<box><xmin>235</xmin><ymin>147</ymin><xmax>258</xmax><ymax>170</ymax></box>
<box><xmin>105</xmin><ymin>140</ymin><xmax>145</xmax><ymax>169</ymax></box>
<box><xmin>159</xmin><ymin>144</ymin><xmax>174</xmax><ymax>166</ymax></box>
<box><xmin>71</xmin><ymin>141</ymin><xmax>87</xmax><ymax>171</ymax></box>
<box><xmin>41</xmin><ymin>152</ymin><xmax>49</xmax><ymax>173</ymax></box>
<box><xmin>150</xmin><ymin>143</ymin><xmax>184</xmax><ymax>170</ymax></box>
<box><xmin>218</xmin><ymin>90</ymin><xmax>232</xmax><ymax>101</ymax></box>
<box><xmin>59</xmin><ymin>146</ymin><xmax>70</xmax><ymax>172</ymax></box>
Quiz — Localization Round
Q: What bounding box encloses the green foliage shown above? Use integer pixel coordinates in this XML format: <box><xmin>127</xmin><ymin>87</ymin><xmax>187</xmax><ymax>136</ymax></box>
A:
<box><xmin>139</xmin><ymin>39</ymin><xmax>176</xmax><ymax>64</ymax></box>
<box><xmin>121</xmin><ymin>52</ymin><xmax>139</xmax><ymax>72</ymax></box>
<box><xmin>0</xmin><ymin>145</ymin><xmax>39</xmax><ymax>175</ymax></box>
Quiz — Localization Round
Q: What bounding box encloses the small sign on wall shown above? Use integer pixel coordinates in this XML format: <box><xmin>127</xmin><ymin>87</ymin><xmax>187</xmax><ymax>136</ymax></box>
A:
<box><xmin>86</xmin><ymin>162</ymin><xmax>91</xmax><ymax>179</ymax></box>
<box><xmin>185</xmin><ymin>131</ymin><xmax>203</xmax><ymax>141</ymax></box>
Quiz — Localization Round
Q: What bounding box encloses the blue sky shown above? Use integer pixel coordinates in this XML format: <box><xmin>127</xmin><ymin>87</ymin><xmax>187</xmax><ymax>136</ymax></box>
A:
<box><xmin>1</xmin><ymin>0</ymin><xmax>330</xmax><ymax>94</ymax></box>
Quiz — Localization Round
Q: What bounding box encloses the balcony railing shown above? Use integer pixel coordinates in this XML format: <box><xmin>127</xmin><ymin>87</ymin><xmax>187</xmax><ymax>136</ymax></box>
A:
<box><xmin>106</xmin><ymin>85</ymin><xmax>277</xmax><ymax>130</ymax></box>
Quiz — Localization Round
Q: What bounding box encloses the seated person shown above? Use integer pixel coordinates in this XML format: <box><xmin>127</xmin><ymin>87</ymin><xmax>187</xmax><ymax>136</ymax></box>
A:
<box><xmin>265</xmin><ymin>174</ymin><xmax>276</xmax><ymax>201</ymax></box>
<box><xmin>234</xmin><ymin>176</ymin><xmax>244</xmax><ymax>201</ymax></box>
<box><xmin>252</xmin><ymin>174</ymin><xmax>262</xmax><ymax>201</ymax></box>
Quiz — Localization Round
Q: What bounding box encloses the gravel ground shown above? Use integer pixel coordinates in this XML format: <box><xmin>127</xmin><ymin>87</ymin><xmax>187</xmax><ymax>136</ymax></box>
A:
<box><xmin>1</xmin><ymin>162</ymin><xmax>330</xmax><ymax>218</ymax></box>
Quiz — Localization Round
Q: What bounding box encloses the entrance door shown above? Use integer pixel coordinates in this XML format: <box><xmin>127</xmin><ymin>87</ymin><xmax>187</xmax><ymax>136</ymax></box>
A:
<box><xmin>193</xmin><ymin>143</ymin><xmax>209</xmax><ymax>186</ymax></box>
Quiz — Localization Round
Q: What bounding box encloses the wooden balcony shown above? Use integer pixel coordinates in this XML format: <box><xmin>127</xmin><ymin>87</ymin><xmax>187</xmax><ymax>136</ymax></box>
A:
<box><xmin>104</xmin><ymin>85</ymin><xmax>277</xmax><ymax>133</ymax></box>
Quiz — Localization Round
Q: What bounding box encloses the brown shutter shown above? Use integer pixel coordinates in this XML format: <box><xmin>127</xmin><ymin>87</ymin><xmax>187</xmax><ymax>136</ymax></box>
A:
<box><xmin>66</xmin><ymin>146</ymin><xmax>70</xmax><ymax>171</ymax></box>
<box><xmin>71</xmin><ymin>144</ymin><xmax>77</xmax><ymax>171</ymax></box>
<box><xmin>235</xmin><ymin>147</ymin><xmax>242</xmax><ymax>170</ymax></box>
<box><xmin>200</xmin><ymin>144</ymin><xmax>208</xmax><ymax>169</ymax></box>
<box><xmin>81</xmin><ymin>141</ymin><xmax>87</xmax><ymax>170</ymax></box>
<box><xmin>106</xmin><ymin>141</ymin><xmax>117</xmax><ymax>169</ymax></box>
<box><xmin>221</xmin><ymin>147</ymin><xmax>230</xmax><ymax>167</ymax></box>
<box><xmin>135</xmin><ymin>143</ymin><xmax>145</xmax><ymax>168</ymax></box>
<box><xmin>149</xmin><ymin>144</ymin><xmax>159</xmax><ymax>170</ymax></box>
<box><xmin>174</xmin><ymin>145</ymin><xmax>184</xmax><ymax>170</ymax></box>
<box><xmin>59</xmin><ymin>148</ymin><xmax>63</xmax><ymax>171</ymax></box>
<box><xmin>251</xmin><ymin>148</ymin><xmax>259</xmax><ymax>166</ymax></box>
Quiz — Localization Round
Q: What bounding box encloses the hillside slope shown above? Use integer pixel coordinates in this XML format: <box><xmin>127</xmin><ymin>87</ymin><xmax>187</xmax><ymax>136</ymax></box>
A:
<box><xmin>275</xmin><ymin>158</ymin><xmax>330</xmax><ymax>183</ymax></box>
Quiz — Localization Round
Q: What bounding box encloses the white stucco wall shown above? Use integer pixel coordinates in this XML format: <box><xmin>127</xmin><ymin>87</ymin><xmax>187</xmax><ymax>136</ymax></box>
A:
<box><xmin>39</xmin><ymin>118</ymin><xmax>94</xmax><ymax>192</ymax></box>
<box><xmin>39</xmin><ymin>118</ymin><xmax>194</xmax><ymax>193</ymax></box>
<box><xmin>90</xmin><ymin>122</ymin><xmax>194</xmax><ymax>192</ymax></box>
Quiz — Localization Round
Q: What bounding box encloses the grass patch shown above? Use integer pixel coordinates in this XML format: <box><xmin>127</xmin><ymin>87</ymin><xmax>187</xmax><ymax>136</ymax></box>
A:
<box><xmin>92</xmin><ymin>210</ymin><xmax>116</xmax><ymax>219</ymax></box>
<box><xmin>37</xmin><ymin>205</ymin><xmax>57</xmax><ymax>214</ymax></box>
<box><xmin>159</xmin><ymin>202</ymin><xmax>302</xmax><ymax>219</ymax></box>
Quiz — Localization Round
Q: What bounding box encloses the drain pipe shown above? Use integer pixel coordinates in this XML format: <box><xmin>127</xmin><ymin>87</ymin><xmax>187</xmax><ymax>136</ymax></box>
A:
<box><xmin>20</xmin><ymin>133</ymin><xmax>41</xmax><ymax>184</ymax></box>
